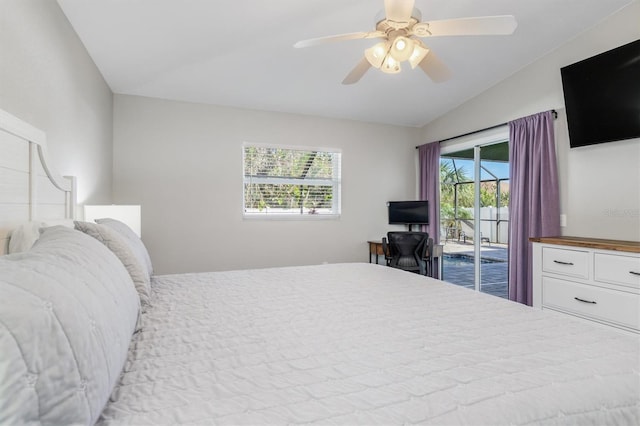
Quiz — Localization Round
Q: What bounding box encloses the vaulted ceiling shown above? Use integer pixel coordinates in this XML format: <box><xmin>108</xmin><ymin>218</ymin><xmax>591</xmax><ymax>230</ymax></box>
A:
<box><xmin>57</xmin><ymin>0</ymin><xmax>634</xmax><ymax>127</ymax></box>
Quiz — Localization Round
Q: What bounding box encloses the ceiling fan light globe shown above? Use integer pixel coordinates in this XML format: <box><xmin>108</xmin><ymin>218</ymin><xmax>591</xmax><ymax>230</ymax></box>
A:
<box><xmin>408</xmin><ymin>44</ymin><xmax>429</xmax><ymax>69</ymax></box>
<box><xmin>365</xmin><ymin>41</ymin><xmax>389</xmax><ymax>68</ymax></box>
<box><xmin>390</xmin><ymin>36</ymin><xmax>413</xmax><ymax>62</ymax></box>
<box><xmin>381</xmin><ymin>55</ymin><xmax>401</xmax><ymax>74</ymax></box>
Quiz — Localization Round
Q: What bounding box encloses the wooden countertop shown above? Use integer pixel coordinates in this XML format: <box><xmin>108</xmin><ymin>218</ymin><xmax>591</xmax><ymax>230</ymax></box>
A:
<box><xmin>529</xmin><ymin>236</ymin><xmax>640</xmax><ymax>253</ymax></box>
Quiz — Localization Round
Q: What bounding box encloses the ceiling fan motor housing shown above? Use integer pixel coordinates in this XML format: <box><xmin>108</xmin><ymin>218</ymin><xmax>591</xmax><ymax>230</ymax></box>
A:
<box><xmin>374</xmin><ymin>7</ymin><xmax>422</xmax><ymax>29</ymax></box>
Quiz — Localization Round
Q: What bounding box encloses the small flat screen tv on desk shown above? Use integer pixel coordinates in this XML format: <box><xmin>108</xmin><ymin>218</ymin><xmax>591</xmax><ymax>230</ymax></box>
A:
<box><xmin>388</xmin><ymin>201</ymin><xmax>428</xmax><ymax>230</ymax></box>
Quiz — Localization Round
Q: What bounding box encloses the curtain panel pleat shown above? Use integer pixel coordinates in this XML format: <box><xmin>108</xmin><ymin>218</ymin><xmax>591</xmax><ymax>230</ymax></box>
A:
<box><xmin>508</xmin><ymin>110</ymin><xmax>561</xmax><ymax>305</ymax></box>
<box><xmin>418</xmin><ymin>141</ymin><xmax>441</xmax><ymax>248</ymax></box>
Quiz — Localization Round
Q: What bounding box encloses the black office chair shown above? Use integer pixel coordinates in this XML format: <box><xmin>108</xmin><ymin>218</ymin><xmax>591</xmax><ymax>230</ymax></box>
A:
<box><xmin>425</xmin><ymin>236</ymin><xmax>434</xmax><ymax>278</ymax></box>
<box><xmin>382</xmin><ymin>231</ymin><xmax>430</xmax><ymax>276</ymax></box>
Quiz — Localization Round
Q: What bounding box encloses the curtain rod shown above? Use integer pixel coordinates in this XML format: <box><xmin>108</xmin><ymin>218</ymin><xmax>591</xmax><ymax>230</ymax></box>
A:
<box><xmin>416</xmin><ymin>109</ymin><xmax>557</xmax><ymax>149</ymax></box>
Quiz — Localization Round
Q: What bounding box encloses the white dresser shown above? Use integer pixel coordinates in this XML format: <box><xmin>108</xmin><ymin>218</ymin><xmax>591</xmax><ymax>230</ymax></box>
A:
<box><xmin>532</xmin><ymin>237</ymin><xmax>640</xmax><ymax>334</ymax></box>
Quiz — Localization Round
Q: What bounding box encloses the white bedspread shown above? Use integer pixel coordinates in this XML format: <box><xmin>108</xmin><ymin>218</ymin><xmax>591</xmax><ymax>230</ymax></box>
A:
<box><xmin>99</xmin><ymin>263</ymin><xmax>640</xmax><ymax>425</ymax></box>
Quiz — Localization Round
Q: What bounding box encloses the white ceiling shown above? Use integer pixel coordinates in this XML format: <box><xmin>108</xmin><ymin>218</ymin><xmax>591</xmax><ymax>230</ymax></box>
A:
<box><xmin>57</xmin><ymin>0</ymin><xmax>634</xmax><ymax>127</ymax></box>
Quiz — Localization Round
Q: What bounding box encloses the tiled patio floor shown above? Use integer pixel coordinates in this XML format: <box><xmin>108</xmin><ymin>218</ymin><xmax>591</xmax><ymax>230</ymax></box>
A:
<box><xmin>441</xmin><ymin>241</ymin><xmax>508</xmax><ymax>299</ymax></box>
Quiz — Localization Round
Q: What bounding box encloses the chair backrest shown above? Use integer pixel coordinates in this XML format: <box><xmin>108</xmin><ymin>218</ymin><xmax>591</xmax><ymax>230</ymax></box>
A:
<box><xmin>386</xmin><ymin>231</ymin><xmax>429</xmax><ymax>273</ymax></box>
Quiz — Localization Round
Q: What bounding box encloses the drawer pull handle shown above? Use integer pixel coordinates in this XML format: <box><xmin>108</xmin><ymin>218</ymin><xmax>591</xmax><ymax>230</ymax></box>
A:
<box><xmin>630</xmin><ymin>271</ymin><xmax>640</xmax><ymax>277</ymax></box>
<box><xmin>574</xmin><ymin>297</ymin><xmax>597</xmax><ymax>305</ymax></box>
<box><xmin>553</xmin><ymin>260</ymin><xmax>574</xmax><ymax>266</ymax></box>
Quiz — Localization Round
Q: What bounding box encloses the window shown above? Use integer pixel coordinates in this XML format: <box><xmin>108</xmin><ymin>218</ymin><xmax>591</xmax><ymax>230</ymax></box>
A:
<box><xmin>243</xmin><ymin>144</ymin><xmax>341</xmax><ymax>218</ymax></box>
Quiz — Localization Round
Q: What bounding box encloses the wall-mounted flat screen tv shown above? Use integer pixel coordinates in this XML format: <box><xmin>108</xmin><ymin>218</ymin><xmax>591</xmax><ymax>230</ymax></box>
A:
<box><xmin>560</xmin><ymin>39</ymin><xmax>640</xmax><ymax>148</ymax></box>
<box><xmin>388</xmin><ymin>201</ymin><xmax>429</xmax><ymax>225</ymax></box>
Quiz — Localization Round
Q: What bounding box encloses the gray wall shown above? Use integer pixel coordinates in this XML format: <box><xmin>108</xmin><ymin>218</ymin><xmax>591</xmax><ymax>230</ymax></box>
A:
<box><xmin>422</xmin><ymin>2</ymin><xmax>640</xmax><ymax>242</ymax></box>
<box><xmin>0</xmin><ymin>0</ymin><xmax>113</xmax><ymax>204</ymax></box>
<box><xmin>113</xmin><ymin>94</ymin><xmax>421</xmax><ymax>274</ymax></box>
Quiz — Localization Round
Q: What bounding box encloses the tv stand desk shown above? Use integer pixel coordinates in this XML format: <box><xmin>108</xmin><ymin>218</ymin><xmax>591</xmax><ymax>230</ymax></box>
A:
<box><xmin>367</xmin><ymin>240</ymin><xmax>443</xmax><ymax>279</ymax></box>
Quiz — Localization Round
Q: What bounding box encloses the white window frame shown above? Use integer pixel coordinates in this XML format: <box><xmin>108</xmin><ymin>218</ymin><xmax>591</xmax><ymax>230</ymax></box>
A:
<box><xmin>242</xmin><ymin>143</ymin><xmax>342</xmax><ymax>219</ymax></box>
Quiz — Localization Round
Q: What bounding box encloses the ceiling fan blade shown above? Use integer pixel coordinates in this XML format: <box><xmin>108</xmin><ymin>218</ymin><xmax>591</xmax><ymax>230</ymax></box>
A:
<box><xmin>294</xmin><ymin>31</ymin><xmax>385</xmax><ymax>48</ymax></box>
<box><xmin>342</xmin><ymin>58</ymin><xmax>372</xmax><ymax>85</ymax></box>
<box><xmin>384</xmin><ymin>0</ymin><xmax>415</xmax><ymax>25</ymax></box>
<box><xmin>418</xmin><ymin>51</ymin><xmax>452</xmax><ymax>83</ymax></box>
<box><xmin>414</xmin><ymin>15</ymin><xmax>517</xmax><ymax>37</ymax></box>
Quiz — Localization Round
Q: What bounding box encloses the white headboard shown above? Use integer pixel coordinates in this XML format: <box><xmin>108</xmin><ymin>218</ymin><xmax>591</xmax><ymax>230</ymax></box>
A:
<box><xmin>0</xmin><ymin>108</ymin><xmax>77</xmax><ymax>254</ymax></box>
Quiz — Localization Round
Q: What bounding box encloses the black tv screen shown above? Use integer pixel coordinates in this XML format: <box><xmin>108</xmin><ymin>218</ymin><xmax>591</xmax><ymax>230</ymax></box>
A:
<box><xmin>388</xmin><ymin>201</ymin><xmax>429</xmax><ymax>225</ymax></box>
<box><xmin>560</xmin><ymin>39</ymin><xmax>640</xmax><ymax>148</ymax></box>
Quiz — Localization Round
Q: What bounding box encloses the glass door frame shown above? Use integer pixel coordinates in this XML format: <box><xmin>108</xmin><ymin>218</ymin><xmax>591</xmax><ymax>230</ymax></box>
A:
<box><xmin>439</xmin><ymin>126</ymin><xmax>509</xmax><ymax>293</ymax></box>
<box><xmin>473</xmin><ymin>146</ymin><xmax>481</xmax><ymax>291</ymax></box>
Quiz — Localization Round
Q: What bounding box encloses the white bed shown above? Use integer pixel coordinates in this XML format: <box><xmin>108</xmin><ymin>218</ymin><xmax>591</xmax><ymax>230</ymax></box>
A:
<box><xmin>98</xmin><ymin>264</ymin><xmax>639</xmax><ymax>425</ymax></box>
<box><xmin>1</xmin><ymin>110</ymin><xmax>639</xmax><ymax>425</ymax></box>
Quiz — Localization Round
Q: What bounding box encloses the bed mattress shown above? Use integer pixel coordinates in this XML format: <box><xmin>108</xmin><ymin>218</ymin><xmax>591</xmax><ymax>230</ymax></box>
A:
<box><xmin>98</xmin><ymin>263</ymin><xmax>640</xmax><ymax>425</ymax></box>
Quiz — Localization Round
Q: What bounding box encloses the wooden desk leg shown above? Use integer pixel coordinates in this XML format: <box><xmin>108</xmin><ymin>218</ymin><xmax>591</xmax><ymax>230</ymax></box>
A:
<box><xmin>369</xmin><ymin>242</ymin><xmax>384</xmax><ymax>264</ymax></box>
<box><xmin>375</xmin><ymin>243</ymin><xmax>383</xmax><ymax>264</ymax></box>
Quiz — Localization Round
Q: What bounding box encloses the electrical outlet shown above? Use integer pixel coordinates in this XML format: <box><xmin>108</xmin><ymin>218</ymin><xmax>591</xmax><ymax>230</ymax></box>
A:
<box><xmin>560</xmin><ymin>214</ymin><xmax>567</xmax><ymax>227</ymax></box>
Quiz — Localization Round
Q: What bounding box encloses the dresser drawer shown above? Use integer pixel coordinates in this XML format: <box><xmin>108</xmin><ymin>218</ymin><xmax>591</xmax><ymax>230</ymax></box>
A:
<box><xmin>594</xmin><ymin>253</ymin><xmax>640</xmax><ymax>289</ymax></box>
<box><xmin>542</xmin><ymin>277</ymin><xmax>640</xmax><ymax>331</ymax></box>
<box><xmin>542</xmin><ymin>247</ymin><xmax>589</xmax><ymax>279</ymax></box>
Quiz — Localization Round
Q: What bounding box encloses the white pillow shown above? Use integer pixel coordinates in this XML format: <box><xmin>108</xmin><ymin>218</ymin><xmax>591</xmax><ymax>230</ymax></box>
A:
<box><xmin>96</xmin><ymin>218</ymin><xmax>153</xmax><ymax>277</ymax></box>
<box><xmin>41</xmin><ymin>218</ymin><xmax>75</xmax><ymax>228</ymax></box>
<box><xmin>0</xmin><ymin>226</ymin><xmax>139</xmax><ymax>425</ymax></box>
<box><xmin>75</xmin><ymin>221</ymin><xmax>152</xmax><ymax>307</ymax></box>
<box><xmin>7</xmin><ymin>221</ymin><xmax>44</xmax><ymax>253</ymax></box>
<box><xmin>7</xmin><ymin>220</ymin><xmax>76</xmax><ymax>254</ymax></box>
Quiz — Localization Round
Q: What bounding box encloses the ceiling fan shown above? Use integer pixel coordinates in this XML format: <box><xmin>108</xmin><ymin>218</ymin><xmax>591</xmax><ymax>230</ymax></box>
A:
<box><xmin>294</xmin><ymin>0</ymin><xmax>517</xmax><ymax>84</ymax></box>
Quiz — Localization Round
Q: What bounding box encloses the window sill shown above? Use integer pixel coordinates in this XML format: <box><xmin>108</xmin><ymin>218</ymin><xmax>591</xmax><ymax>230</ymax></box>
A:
<box><xmin>242</xmin><ymin>214</ymin><xmax>340</xmax><ymax>221</ymax></box>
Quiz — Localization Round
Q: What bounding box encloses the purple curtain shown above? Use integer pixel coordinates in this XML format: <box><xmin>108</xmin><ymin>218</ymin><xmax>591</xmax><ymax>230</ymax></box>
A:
<box><xmin>418</xmin><ymin>142</ymin><xmax>441</xmax><ymax>246</ymax></box>
<box><xmin>508</xmin><ymin>110</ymin><xmax>561</xmax><ymax>305</ymax></box>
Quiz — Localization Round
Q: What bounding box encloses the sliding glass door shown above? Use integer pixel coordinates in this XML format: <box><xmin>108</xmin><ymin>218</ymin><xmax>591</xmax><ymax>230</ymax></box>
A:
<box><xmin>440</xmin><ymin>141</ymin><xmax>509</xmax><ymax>298</ymax></box>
